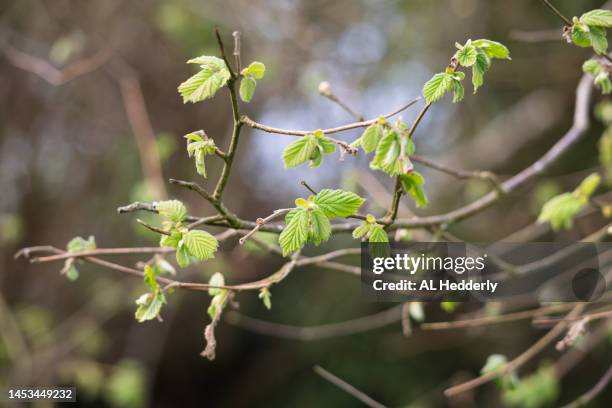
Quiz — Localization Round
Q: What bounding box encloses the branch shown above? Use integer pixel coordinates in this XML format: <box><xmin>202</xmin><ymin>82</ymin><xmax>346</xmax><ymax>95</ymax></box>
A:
<box><xmin>444</xmin><ymin>304</ymin><xmax>586</xmax><ymax>398</ymax></box>
<box><xmin>240</xmin><ymin>97</ymin><xmax>420</xmax><ymax>137</ymax></box>
<box><xmin>411</xmin><ymin>155</ymin><xmax>502</xmax><ymax>190</ymax></box>
<box><xmin>540</xmin><ymin>0</ymin><xmax>572</xmax><ymax>26</ymax></box>
<box><xmin>313</xmin><ymin>365</ymin><xmax>387</xmax><ymax>408</ymax></box>
<box><xmin>238</xmin><ymin>208</ymin><xmax>292</xmax><ymax>244</ymax></box>
<box><xmin>561</xmin><ymin>366</ymin><xmax>612</xmax><ymax>408</ymax></box>
<box><xmin>318</xmin><ymin>81</ymin><xmax>364</xmax><ymax>121</ymax></box>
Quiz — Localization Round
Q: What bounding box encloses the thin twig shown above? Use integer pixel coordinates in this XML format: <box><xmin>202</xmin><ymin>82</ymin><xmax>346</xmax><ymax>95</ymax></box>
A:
<box><xmin>313</xmin><ymin>365</ymin><xmax>388</xmax><ymax>408</ymax></box>
<box><xmin>540</xmin><ymin>0</ymin><xmax>572</xmax><ymax>26</ymax></box>
<box><xmin>239</xmin><ymin>208</ymin><xmax>291</xmax><ymax>245</ymax></box>
<box><xmin>561</xmin><ymin>366</ymin><xmax>612</xmax><ymax>408</ymax></box>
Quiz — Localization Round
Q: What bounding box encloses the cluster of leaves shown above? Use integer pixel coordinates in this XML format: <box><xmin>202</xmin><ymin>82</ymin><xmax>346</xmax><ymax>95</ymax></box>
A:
<box><xmin>178</xmin><ymin>55</ymin><xmax>266</xmax><ymax>104</ymax></box>
<box><xmin>239</xmin><ymin>62</ymin><xmax>266</xmax><ymax>102</ymax></box>
<box><xmin>282</xmin><ymin>129</ymin><xmax>337</xmax><ymax>168</ymax></box>
<box><xmin>422</xmin><ymin>39</ymin><xmax>510</xmax><ymax>104</ymax></box>
<box><xmin>352</xmin><ymin>214</ymin><xmax>388</xmax><ymax>243</ymax></box>
<box><xmin>351</xmin><ymin>118</ymin><xmax>428</xmax><ymax>207</ymax></box>
<box><xmin>184</xmin><ymin>131</ymin><xmax>216</xmax><ymax>177</ymax></box>
<box><xmin>480</xmin><ymin>355</ymin><xmax>558</xmax><ymax>408</ymax></box>
<box><xmin>278</xmin><ymin>189</ymin><xmax>365</xmax><ymax>256</ymax></box>
<box><xmin>582</xmin><ymin>58</ymin><xmax>612</xmax><ymax>94</ymax></box>
<box><xmin>61</xmin><ymin>236</ymin><xmax>96</xmax><ymax>281</ymax></box>
<box><xmin>568</xmin><ymin>10</ymin><xmax>612</xmax><ymax>55</ymax></box>
<box><xmin>134</xmin><ymin>265</ymin><xmax>167</xmax><ymax>322</ymax></box>
<box><xmin>537</xmin><ymin>173</ymin><xmax>601</xmax><ymax>230</ymax></box>
<box><xmin>156</xmin><ymin>200</ymin><xmax>219</xmax><ymax>267</ymax></box>
<box><xmin>207</xmin><ymin>272</ymin><xmax>229</xmax><ymax>320</ymax></box>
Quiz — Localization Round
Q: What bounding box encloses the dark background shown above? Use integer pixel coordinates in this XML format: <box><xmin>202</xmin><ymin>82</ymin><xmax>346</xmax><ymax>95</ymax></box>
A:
<box><xmin>1</xmin><ymin>0</ymin><xmax>610</xmax><ymax>407</ymax></box>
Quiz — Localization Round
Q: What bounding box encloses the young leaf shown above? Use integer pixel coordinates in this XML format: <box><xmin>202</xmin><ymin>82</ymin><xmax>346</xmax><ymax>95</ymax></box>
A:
<box><xmin>157</xmin><ymin>200</ymin><xmax>187</xmax><ymax>223</ymax></box>
<box><xmin>135</xmin><ymin>291</ymin><xmax>166</xmax><ymax>322</ymax></box>
<box><xmin>538</xmin><ymin>193</ymin><xmax>583</xmax><ymax>231</ymax></box>
<box><xmin>182</xmin><ymin>230</ymin><xmax>218</xmax><ymax>261</ymax></box>
<box><xmin>502</xmin><ymin>367</ymin><xmax>559</xmax><ymax>408</ymax></box>
<box><xmin>279</xmin><ymin>208</ymin><xmax>309</xmax><ymax>256</ymax></box>
<box><xmin>352</xmin><ymin>222</ymin><xmax>372</xmax><ymax>239</ymax></box>
<box><xmin>452</xmin><ymin>79</ymin><xmax>465</xmax><ymax>103</ymax></box>
<box><xmin>456</xmin><ymin>42</ymin><xmax>477</xmax><ymax>67</ymax></box>
<box><xmin>178</xmin><ymin>56</ymin><xmax>231</xmax><ymax>103</ymax></box>
<box><xmin>594</xmin><ymin>72</ymin><xmax>612</xmax><ymax>94</ymax></box>
<box><xmin>239</xmin><ymin>75</ymin><xmax>257</xmax><ymax>102</ymax></box>
<box><xmin>583</xmin><ymin>59</ymin><xmax>603</xmax><ymax>75</ymax></box>
<box><xmin>65</xmin><ymin>264</ymin><xmax>79</xmax><ymax>281</ymax></box>
<box><xmin>258</xmin><ymin>287</ymin><xmax>272</xmax><ymax>310</ymax></box>
<box><xmin>370</xmin><ymin>130</ymin><xmax>402</xmax><ymax>175</ymax></box>
<box><xmin>241</xmin><ymin>61</ymin><xmax>266</xmax><ymax>79</ymax></box>
<box><xmin>208</xmin><ymin>272</ymin><xmax>225</xmax><ymax>296</ymax></box>
<box><xmin>282</xmin><ymin>135</ymin><xmax>317</xmax><ymax>168</ymax></box>
<box><xmin>361</xmin><ymin>123</ymin><xmax>384</xmax><ymax>153</ymax></box>
<box><xmin>423</xmin><ymin>73</ymin><xmax>454</xmax><ymax>104</ymax></box>
<box><xmin>369</xmin><ymin>225</ymin><xmax>388</xmax><ymax>243</ymax></box>
<box><xmin>575</xmin><ymin>173</ymin><xmax>601</xmax><ymax>198</ymax></box>
<box><xmin>160</xmin><ymin>231</ymin><xmax>182</xmax><ymax>248</ymax></box>
<box><xmin>313</xmin><ymin>189</ymin><xmax>365</xmax><ymax>218</ymax></box>
<box><xmin>175</xmin><ymin>242</ymin><xmax>191</xmax><ymax>268</ymax></box>
<box><xmin>143</xmin><ymin>265</ymin><xmax>158</xmax><ymax>292</ymax></box>
<box><xmin>580</xmin><ymin>9</ymin><xmax>612</xmax><ymax>28</ymax></box>
<box><xmin>67</xmin><ymin>235</ymin><xmax>96</xmax><ymax>252</ymax></box>
<box><xmin>309</xmin><ymin>207</ymin><xmax>332</xmax><ymax>245</ymax></box>
<box><xmin>472</xmin><ymin>49</ymin><xmax>491</xmax><ymax>93</ymax></box>
<box><xmin>571</xmin><ymin>24</ymin><xmax>592</xmax><ymax>48</ymax></box>
<box><xmin>400</xmin><ymin>171</ymin><xmax>429</xmax><ymax>208</ymax></box>
<box><xmin>589</xmin><ymin>26</ymin><xmax>608</xmax><ymax>55</ymax></box>
<box><xmin>471</xmin><ymin>39</ymin><xmax>510</xmax><ymax>59</ymax></box>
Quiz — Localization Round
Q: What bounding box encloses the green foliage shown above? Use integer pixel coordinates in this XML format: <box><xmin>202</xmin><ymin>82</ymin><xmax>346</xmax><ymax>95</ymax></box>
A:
<box><xmin>313</xmin><ymin>188</ymin><xmax>366</xmax><ymax>218</ymax></box>
<box><xmin>471</xmin><ymin>39</ymin><xmax>511</xmax><ymax>59</ymax></box>
<box><xmin>178</xmin><ymin>56</ymin><xmax>231</xmax><ymax>103</ymax></box>
<box><xmin>538</xmin><ymin>173</ymin><xmax>601</xmax><ymax>230</ymax></box>
<box><xmin>279</xmin><ymin>189</ymin><xmax>365</xmax><ymax>256</ymax></box>
<box><xmin>455</xmin><ymin>40</ymin><xmax>477</xmax><ymax>66</ymax></box>
<box><xmin>423</xmin><ymin>72</ymin><xmax>462</xmax><ymax>104</ymax></box>
<box><xmin>282</xmin><ymin>130</ymin><xmax>336</xmax><ymax>168</ymax></box>
<box><xmin>156</xmin><ymin>200</ymin><xmax>187</xmax><ymax>223</ymax></box>
<box><xmin>62</xmin><ymin>235</ymin><xmax>97</xmax><ymax>281</ymax></box>
<box><xmin>502</xmin><ymin>367</ymin><xmax>559</xmax><ymax>408</ymax></box>
<box><xmin>182</xmin><ymin>229</ymin><xmax>218</xmax><ymax>261</ymax></box>
<box><xmin>239</xmin><ymin>61</ymin><xmax>266</xmax><ymax>102</ymax></box>
<box><xmin>570</xmin><ymin>10</ymin><xmax>612</xmax><ymax>55</ymax></box>
<box><xmin>369</xmin><ymin>130</ymin><xmax>415</xmax><ymax>176</ymax></box>
<box><xmin>259</xmin><ymin>287</ymin><xmax>272</xmax><ymax>310</ymax></box>
<box><xmin>360</xmin><ymin>121</ymin><xmax>385</xmax><ymax>153</ymax></box>
<box><xmin>481</xmin><ymin>354</ymin><xmax>518</xmax><ymax>389</ymax></box>
<box><xmin>583</xmin><ymin>59</ymin><xmax>612</xmax><ymax>94</ymax></box>
<box><xmin>185</xmin><ymin>131</ymin><xmax>217</xmax><ymax>177</ymax></box>
<box><xmin>207</xmin><ymin>273</ymin><xmax>229</xmax><ymax>319</ymax></box>
<box><xmin>135</xmin><ymin>265</ymin><xmax>167</xmax><ymax>322</ymax></box>
<box><xmin>400</xmin><ymin>171</ymin><xmax>428</xmax><ymax>208</ymax></box>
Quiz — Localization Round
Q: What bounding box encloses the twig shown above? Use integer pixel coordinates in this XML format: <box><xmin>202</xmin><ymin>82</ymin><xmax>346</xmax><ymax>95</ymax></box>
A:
<box><xmin>239</xmin><ymin>208</ymin><xmax>291</xmax><ymax>245</ymax></box>
<box><xmin>240</xmin><ymin>97</ymin><xmax>420</xmax><ymax>136</ymax></box>
<box><xmin>232</xmin><ymin>31</ymin><xmax>241</xmax><ymax>73</ymax></box>
<box><xmin>318</xmin><ymin>81</ymin><xmax>364</xmax><ymax>121</ymax></box>
<box><xmin>214</xmin><ymin>27</ymin><xmax>236</xmax><ymax>79</ymax></box>
<box><xmin>444</xmin><ymin>304</ymin><xmax>586</xmax><ymax>398</ymax></box>
<box><xmin>540</xmin><ymin>0</ymin><xmax>572</xmax><ymax>26</ymax></box>
<box><xmin>28</xmin><ymin>247</ymin><xmax>175</xmax><ymax>263</ymax></box>
<box><xmin>313</xmin><ymin>365</ymin><xmax>388</xmax><ymax>408</ymax></box>
<box><xmin>562</xmin><ymin>366</ymin><xmax>612</xmax><ymax>408</ymax></box>
<box><xmin>509</xmin><ymin>29</ymin><xmax>562</xmax><ymax>43</ymax></box>
<box><xmin>136</xmin><ymin>219</ymin><xmax>170</xmax><ymax>235</ymax></box>
<box><xmin>300</xmin><ymin>180</ymin><xmax>318</xmax><ymax>195</ymax></box>
<box><xmin>411</xmin><ymin>155</ymin><xmax>502</xmax><ymax>190</ymax></box>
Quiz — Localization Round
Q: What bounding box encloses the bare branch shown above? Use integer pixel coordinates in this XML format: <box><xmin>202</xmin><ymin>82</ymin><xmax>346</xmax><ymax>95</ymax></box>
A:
<box><xmin>239</xmin><ymin>208</ymin><xmax>291</xmax><ymax>245</ymax></box>
<box><xmin>313</xmin><ymin>365</ymin><xmax>388</xmax><ymax>408</ymax></box>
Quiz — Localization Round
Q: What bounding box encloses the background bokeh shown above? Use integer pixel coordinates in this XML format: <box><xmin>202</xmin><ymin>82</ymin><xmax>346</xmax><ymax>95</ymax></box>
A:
<box><xmin>1</xmin><ymin>0</ymin><xmax>611</xmax><ymax>407</ymax></box>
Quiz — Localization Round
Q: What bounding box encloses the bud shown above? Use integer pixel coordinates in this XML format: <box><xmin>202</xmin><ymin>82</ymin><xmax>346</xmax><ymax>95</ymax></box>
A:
<box><xmin>318</xmin><ymin>81</ymin><xmax>332</xmax><ymax>96</ymax></box>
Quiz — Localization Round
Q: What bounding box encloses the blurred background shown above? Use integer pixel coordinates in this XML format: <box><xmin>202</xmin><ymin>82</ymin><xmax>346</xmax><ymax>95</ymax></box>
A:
<box><xmin>1</xmin><ymin>0</ymin><xmax>611</xmax><ymax>406</ymax></box>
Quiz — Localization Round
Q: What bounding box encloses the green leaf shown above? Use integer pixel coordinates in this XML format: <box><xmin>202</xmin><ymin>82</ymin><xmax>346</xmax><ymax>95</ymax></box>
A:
<box><xmin>589</xmin><ymin>26</ymin><xmax>608</xmax><ymax>55</ymax></box>
<box><xmin>572</xmin><ymin>24</ymin><xmax>592</xmax><ymax>47</ymax></box>
<box><xmin>361</xmin><ymin>123</ymin><xmax>384</xmax><ymax>153</ymax></box>
<box><xmin>318</xmin><ymin>137</ymin><xmax>336</xmax><ymax>154</ymax></box>
<box><xmin>400</xmin><ymin>171</ymin><xmax>429</xmax><ymax>208</ymax></box>
<box><xmin>143</xmin><ymin>265</ymin><xmax>158</xmax><ymax>292</ymax></box>
<box><xmin>154</xmin><ymin>257</ymin><xmax>176</xmax><ymax>276</ymax></box>
<box><xmin>370</xmin><ymin>130</ymin><xmax>402</xmax><ymax>175</ymax></box>
<box><xmin>182</xmin><ymin>230</ymin><xmax>218</xmax><ymax>261</ymax></box>
<box><xmin>208</xmin><ymin>272</ymin><xmax>225</xmax><ymax>296</ymax></box>
<box><xmin>67</xmin><ymin>235</ymin><xmax>96</xmax><ymax>252</ymax></box>
<box><xmin>279</xmin><ymin>208</ymin><xmax>309</xmax><ymax>256</ymax></box>
<box><xmin>241</xmin><ymin>61</ymin><xmax>266</xmax><ymax>79</ymax></box>
<box><xmin>471</xmin><ymin>39</ymin><xmax>510</xmax><ymax>59</ymax></box>
<box><xmin>178</xmin><ymin>56</ymin><xmax>230</xmax><ymax>103</ymax></box>
<box><xmin>440</xmin><ymin>301</ymin><xmax>458</xmax><ymax>313</ymax></box>
<box><xmin>594</xmin><ymin>72</ymin><xmax>612</xmax><ymax>94</ymax></box>
<box><xmin>451</xmin><ymin>79</ymin><xmax>465</xmax><ymax>103</ymax></box>
<box><xmin>65</xmin><ymin>264</ymin><xmax>79</xmax><ymax>281</ymax></box>
<box><xmin>195</xmin><ymin>149</ymin><xmax>206</xmax><ymax>177</ymax></box>
<box><xmin>160</xmin><ymin>231</ymin><xmax>182</xmax><ymax>248</ymax></box>
<box><xmin>575</xmin><ymin>173</ymin><xmax>601</xmax><ymax>198</ymax></box>
<box><xmin>481</xmin><ymin>354</ymin><xmax>517</xmax><ymax>389</ymax></box>
<box><xmin>580</xmin><ymin>9</ymin><xmax>612</xmax><ymax>28</ymax></box>
<box><xmin>258</xmin><ymin>287</ymin><xmax>272</xmax><ymax>310</ymax></box>
<box><xmin>207</xmin><ymin>290</ymin><xmax>228</xmax><ymax>320</ymax></box>
<box><xmin>583</xmin><ymin>59</ymin><xmax>603</xmax><ymax>75</ymax></box>
<box><xmin>157</xmin><ymin>200</ymin><xmax>187</xmax><ymax>223</ymax></box>
<box><xmin>369</xmin><ymin>225</ymin><xmax>388</xmax><ymax>243</ymax></box>
<box><xmin>134</xmin><ymin>291</ymin><xmax>166</xmax><ymax>322</ymax></box>
<box><xmin>502</xmin><ymin>367</ymin><xmax>559</xmax><ymax>408</ymax></box>
<box><xmin>282</xmin><ymin>135</ymin><xmax>318</xmax><ymax>168</ymax></box>
<box><xmin>423</xmin><ymin>72</ymin><xmax>454</xmax><ymax>104</ymax></box>
<box><xmin>472</xmin><ymin>49</ymin><xmax>491</xmax><ymax>93</ymax></box>
<box><xmin>313</xmin><ymin>189</ymin><xmax>365</xmax><ymax>218</ymax></box>
<box><xmin>309</xmin><ymin>207</ymin><xmax>331</xmax><ymax>245</ymax></box>
<box><xmin>239</xmin><ymin>75</ymin><xmax>257</xmax><ymax>102</ymax></box>
<box><xmin>175</xmin><ymin>242</ymin><xmax>191</xmax><ymax>268</ymax></box>
<box><xmin>456</xmin><ymin>42</ymin><xmax>477</xmax><ymax>67</ymax></box>
<box><xmin>352</xmin><ymin>222</ymin><xmax>372</xmax><ymax>239</ymax></box>
<box><xmin>537</xmin><ymin>193</ymin><xmax>584</xmax><ymax>231</ymax></box>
